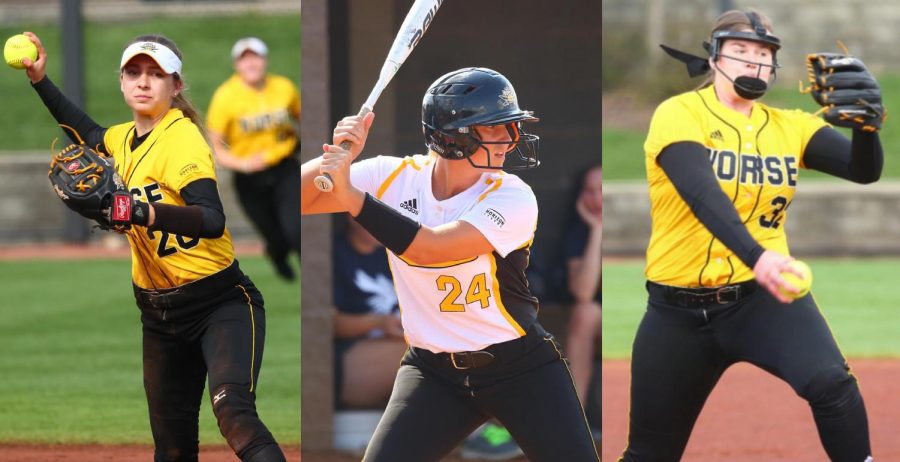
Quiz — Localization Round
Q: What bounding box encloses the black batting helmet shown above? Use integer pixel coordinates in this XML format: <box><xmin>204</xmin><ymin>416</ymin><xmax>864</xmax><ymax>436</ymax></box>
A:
<box><xmin>422</xmin><ymin>67</ymin><xmax>539</xmax><ymax>170</ymax></box>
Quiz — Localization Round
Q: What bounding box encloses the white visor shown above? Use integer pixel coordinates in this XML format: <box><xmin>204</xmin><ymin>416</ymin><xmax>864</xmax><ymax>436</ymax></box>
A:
<box><xmin>120</xmin><ymin>41</ymin><xmax>183</xmax><ymax>75</ymax></box>
<box><xmin>231</xmin><ymin>37</ymin><xmax>268</xmax><ymax>60</ymax></box>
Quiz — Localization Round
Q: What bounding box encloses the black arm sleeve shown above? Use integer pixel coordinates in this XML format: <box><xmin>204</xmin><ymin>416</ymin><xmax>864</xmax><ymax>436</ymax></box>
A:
<box><xmin>658</xmin><ymin>142</ymin><xmax>766</xmax><ymax>269</ymax></box>
<box><xmin>803</xmin><ymin>127</ymin><xmax>883</xmax><ymax>184</ymax></box>
<box><xmin>31</xmin><ymin>76</ymin><xmax>107</xmax><ymax>149</ymax></box>
<box><xmin>148</xmin><ymin>179</ymin><xmax>226</xmax><ymax>239</ymax></box>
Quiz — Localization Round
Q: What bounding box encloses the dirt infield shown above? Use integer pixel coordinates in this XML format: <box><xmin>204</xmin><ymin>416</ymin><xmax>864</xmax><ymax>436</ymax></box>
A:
<box><xmin>603</xmin><ymin>359</ymin><xmax>900</xmax><ymax>461</ymax></box>
<box><xmin>302</xmin><ymin>449</ymin><xmax>527</xmax><ymax>462</ymax></box>
<box><xmin>0</xmin><ymin>444</ymin><xmax>300</xmax><ymax>462</ymax></box>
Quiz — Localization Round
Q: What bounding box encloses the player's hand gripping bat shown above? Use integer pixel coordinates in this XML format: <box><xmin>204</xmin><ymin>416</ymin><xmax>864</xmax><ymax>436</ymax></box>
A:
<box><xmin>314</xmin><ymin>0</ymin><xmax>444</xmax><ymax>192</ymax></box>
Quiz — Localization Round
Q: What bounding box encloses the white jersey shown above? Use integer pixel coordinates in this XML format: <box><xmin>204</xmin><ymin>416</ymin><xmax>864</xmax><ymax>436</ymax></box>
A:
<box><xmin>350</xmin><ymin>154</ymin><xmax>540</xmax><ymax>353</ymax></box>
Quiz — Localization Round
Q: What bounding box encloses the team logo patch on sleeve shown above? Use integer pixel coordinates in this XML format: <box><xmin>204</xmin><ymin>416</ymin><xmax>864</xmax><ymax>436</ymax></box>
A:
<box><xmin>179</xmin><ymin>163</ymin><xmax>200</xmax><ymax>177</ymax></box>
<box><xmin>484</xmin><ymin>208</ymin><xmax>506</xmax><ymax>227</ymax></box>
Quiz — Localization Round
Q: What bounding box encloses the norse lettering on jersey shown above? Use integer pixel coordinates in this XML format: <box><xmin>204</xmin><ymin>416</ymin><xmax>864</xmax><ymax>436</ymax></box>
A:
<box><xmin>238</xmin><ymin>109</ymin><xmax>292</xmax><ymax>133</ymax></box>
<box><xmin>707</xmin><ymin>148</ymin><xmax>798</xmax><ymax>187</ymax></box>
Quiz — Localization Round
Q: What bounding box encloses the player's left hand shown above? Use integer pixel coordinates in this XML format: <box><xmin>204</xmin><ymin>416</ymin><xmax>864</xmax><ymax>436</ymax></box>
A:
<box><xmin>49</xmin><ymin>144</ymin><xmax>149</xmax><ymax>232</ymax></box>
<box><xmin>753</xmin><ymin>249</ymin><xmax>803</xmax><ymax>303</ymax></box>
<box><xmin>333</xmin><ymin>111</ymin><xmax>376</xmax><ymax>160</ymax></box>
<box><xmin>806</xmin><ymin>52</ymin><xmax>885</xmax><ymax>132</ymax></box>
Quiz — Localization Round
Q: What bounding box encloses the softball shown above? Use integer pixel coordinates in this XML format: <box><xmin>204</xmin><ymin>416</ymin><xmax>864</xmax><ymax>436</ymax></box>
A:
<box><xmin>4</xmin><ymin>34</ymin><xmax>37</xmax><ymax>70</ymax></box>
<box><xmin>779</xmin><ymin>260</ymin><xmax>812</xmax><ymax>300</ymax></box>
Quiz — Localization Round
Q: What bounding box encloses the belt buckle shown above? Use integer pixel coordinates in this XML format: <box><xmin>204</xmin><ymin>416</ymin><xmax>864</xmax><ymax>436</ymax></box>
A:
<box><xmin>716</xmin><ymin>286</ymin><xmax>739</xmax><ymax>304</ymax></box>
<box><xmin>450</xmin><ymin>352</ymin><xmax>470</xmax><ymax>370</ymax></box>
<box><xmin>146</xmin><ymin>289</ymin><xmax>180</xmax><ymax>310</ymax></box>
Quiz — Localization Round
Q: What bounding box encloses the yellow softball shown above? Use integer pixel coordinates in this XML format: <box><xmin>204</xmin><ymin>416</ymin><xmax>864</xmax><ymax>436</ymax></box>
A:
<box><xmin>779</xmin><ymin>260</ymin><xmax>813</xmax><ymax>300</ymax></box>
<box><xmin>4</xmin><ymin>34</ymin><xmax>38</xmax><ymax>70</ymax></box>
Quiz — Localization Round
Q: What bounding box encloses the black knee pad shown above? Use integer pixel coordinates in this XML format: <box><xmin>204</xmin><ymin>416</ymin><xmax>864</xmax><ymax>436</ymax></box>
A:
<box><xmin>210</xmin><ymin>384</ymin><xmax>278</xmax><ymax>460</ymax></box>
<box><xmin>800</xmin><ymin>365</ymin><xmax>862</xmax><ymax>418</ymax></box>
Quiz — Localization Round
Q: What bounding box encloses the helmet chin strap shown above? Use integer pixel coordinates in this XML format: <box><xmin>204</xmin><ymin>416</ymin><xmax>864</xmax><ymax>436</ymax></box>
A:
<box><xmin>712</xmin><ymin>57</ymin><xmax>775</xmax><ymax>100</ymax></box>
<box><xmin>733</xmin><ymin>75</ymin><xmax>768</xmax><ymax>100</ymax></box>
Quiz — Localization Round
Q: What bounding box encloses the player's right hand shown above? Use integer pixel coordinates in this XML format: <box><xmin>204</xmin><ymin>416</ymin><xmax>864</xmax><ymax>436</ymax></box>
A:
<box><xmin>752</xmin><ymin>249</ymin><xmax>802</xmax><ymax>304</ymax></box>
<box><xmin>21</xmin><ymin>31</ymin><xmax>47</xmax><ymax>84</ymax></box>
<box><xmin>333</xmin><ymin>111</ymin><xmax>375</xmax><ymax>160</ymax></box>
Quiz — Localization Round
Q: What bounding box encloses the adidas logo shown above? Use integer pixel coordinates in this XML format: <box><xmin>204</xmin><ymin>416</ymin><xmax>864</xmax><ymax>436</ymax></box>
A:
<box><xmin>710</xmin><ymin>130</ymin><xmax>724</xmax><ymax>142</ymax></box>
<box><xmin>400</xmin><ymin>198</ymin><xmax>419</xmax><ymax>215</ymax></box>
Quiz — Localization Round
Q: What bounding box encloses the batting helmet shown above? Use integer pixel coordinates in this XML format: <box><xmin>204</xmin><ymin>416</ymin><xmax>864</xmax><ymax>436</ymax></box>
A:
<box><xmin>422</xmin><ymin>67</ymin><xmax>539</xmax><ymax>170</ymax></box>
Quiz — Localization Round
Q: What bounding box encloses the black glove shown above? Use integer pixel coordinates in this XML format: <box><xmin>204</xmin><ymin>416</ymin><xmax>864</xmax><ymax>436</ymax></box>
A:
<box><xmin>48</xmin><ymin>144</ymin><xmax>149</xmax><ymax>232</ymax></box>
<box><xmin>806</xmin><ymin>53</ymin><xmax>885</xmax><ymax>132</ymax></box>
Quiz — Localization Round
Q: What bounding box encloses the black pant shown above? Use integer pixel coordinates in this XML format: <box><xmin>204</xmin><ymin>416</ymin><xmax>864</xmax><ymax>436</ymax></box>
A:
<box><xmin>234</xmin><ymin>157</ymin><xmax>300</xmax><ymax>264</ymax></box>
<box><xmin>621</xmin><ymin>283</ymin><xmax>871</xmax><ymax>462</ymax></box>
<box><xmin>140</xmin><ymin>271</ymin><xmax>284</xmax><ymax>462</ymax></box>
<box><xmin>363</xmin><ymin>324</ymin><xmax>599</xmax><ymax>462</ymax></box>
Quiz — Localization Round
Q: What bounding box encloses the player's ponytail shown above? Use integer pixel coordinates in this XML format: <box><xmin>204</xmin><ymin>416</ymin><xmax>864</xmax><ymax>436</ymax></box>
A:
<box><xmin>124</xmin><ymin>34</ymin><xmax>208</xmax><ymax>141</ymax></box>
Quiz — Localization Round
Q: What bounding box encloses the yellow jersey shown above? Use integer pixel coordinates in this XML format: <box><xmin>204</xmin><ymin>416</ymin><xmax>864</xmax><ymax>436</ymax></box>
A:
<box><xmin>104</xmin><ymin>108</ymin><xmax>235</xmax><ymax>289</ymax></box>
<box><xmin>207</xmin><ymin>74</ymin><xmax>300</xmax><ymax>167</ymax></box>
<box><xmin>644</xmin><ymin>85</ymin><xmax>827</xmax><ymax>287</ymax></box>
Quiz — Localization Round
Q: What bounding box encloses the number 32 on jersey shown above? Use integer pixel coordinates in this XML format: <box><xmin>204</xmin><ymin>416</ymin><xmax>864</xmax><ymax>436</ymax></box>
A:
<box><xmin>436</xmin><ymin>273</ymin><xmax>491</xmax><ymax>312</ymax></box>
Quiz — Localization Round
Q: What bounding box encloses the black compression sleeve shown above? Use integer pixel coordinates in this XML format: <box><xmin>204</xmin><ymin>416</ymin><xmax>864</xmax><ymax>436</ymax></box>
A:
<box><xmin>31</xmin><ymin>76</ymin><xmax>107</xmax><ymax>149</ymax></box>
<box><xmin>354</xmin><ymin>193</ymin><xmax>421</xmax><ymax>255</ymax></box>
<box><xmin>803</xmin><ymin>127</ymin><xmax>883</xmax><ymax>184</ymax></box>
<box><xmin>658</xmin><ymin>142</ymin><xmax>766</xmax><ymax>269</ymax></box>
<box><xmin>149</xmin><ymin>179</ymin><xmax>226</xmax><ymax>239</ymax></box>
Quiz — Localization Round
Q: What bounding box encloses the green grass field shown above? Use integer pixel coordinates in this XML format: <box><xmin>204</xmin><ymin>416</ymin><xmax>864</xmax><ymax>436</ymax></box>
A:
<box><xmin>0</xmin><ymin>14</ymin><xmax>300</xmax><ymax>151</ymax></box>
<box><xmin>603</xmin><ymin>258</ymin><xmax>900</xmax><ymax>359</ymax></box>
<box><xmin>603</xmin><ymin>75</ymin><xmax>900</xmax><ymax>180</ymax></box>
<box><xmin>0</xmin><ymin>255</ymin><xmax>299</xmax><ymax>444</ymax></box>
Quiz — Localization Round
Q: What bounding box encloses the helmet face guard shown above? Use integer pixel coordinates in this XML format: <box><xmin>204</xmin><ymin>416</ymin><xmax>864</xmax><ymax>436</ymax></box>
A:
<box><xmin>424</xmin><ymin>121</ymin><xmax>540</xmax><ymax>170</ymax></box>
<box><xmin>422</xmin><ymin>67</ymin><xmax>540</xmax><ymax>170</ymax></box>
<box><xmin>706</xmin><ymin>11</ymin><xmax>782</xmax><ymax>100</ymax></box>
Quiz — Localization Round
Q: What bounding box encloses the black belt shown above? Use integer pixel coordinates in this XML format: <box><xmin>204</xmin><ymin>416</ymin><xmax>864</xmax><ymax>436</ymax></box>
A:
<box><xmin>134</xmin><ymin>261</ymin><xmax>242</xmax><ymax>311</ymax></box>
<box><xmin>647</xmin><ymin>280</ymin><xmax>758</xmax><ymax>308</ymax></box>
<box><xmin>415</xmin><ymin>347</ymin><xmax>498</xmax><ymax>370</ymax></box>
<box><xmin>414</xmin><ymin>323</ymin><xmax>544</xmax><ymax>371</ymax></box>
